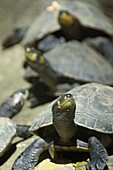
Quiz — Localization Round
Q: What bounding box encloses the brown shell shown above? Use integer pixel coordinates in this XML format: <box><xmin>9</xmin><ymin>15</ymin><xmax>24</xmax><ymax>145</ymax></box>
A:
<box><xmin>30</xmin><ymin>83</ymin><xmax>113</xmax><ymax>134</ymax></box>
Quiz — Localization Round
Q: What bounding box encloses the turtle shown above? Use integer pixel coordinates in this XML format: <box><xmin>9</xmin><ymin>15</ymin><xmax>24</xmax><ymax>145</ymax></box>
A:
<box><xmin>22</xmin><ymin>0</ymin><xmax>113</xmax><ymax>94</ymax></box>
<box><xmin>2</xmin><ymin>1</ymin><xmax>66</xmax><ymax>51</ymax></box>
<box><xmin>23</xmin><ymin>49</ymin><xmax>56</xmax><ymax>107</ymax></box>
<box><xmin>57</xmin><ymin>1</ymin><xmax>113</xmax><ymax>40</ymax></box>
<box><xmin>0</xmin><ymin>88</ymin><xmax>29</xmax><ymax>118</ymax></box>
<box><xmin>12</xmin><ymin>85</ymin><xmax>109</xmax><ymax>170</ymax></box>
<box><xmin>20</xmin><ymin>0</ymin><xmax>113</xmax><ymax>62</ymax></box>
<box><xmin>21</xmin><ymin>0</ymin><xmax>113</xmax><ymax>45</ymax></box>
<box><xmin>2</xmin><ymin>1</ymin><xmax>113</xmax><ymax>60</ymax></box>
<box><xmin>57</xmin><ymin>1</ymin><xmax>113</xmax><ymax>63</ymax></box>
<box><xmin>25</xmin><ymin>41</ymin><xmax>113</xmax><ymax>98</ymax></box>
<box><xmin>30</xmin><ymin>82</ymin><xmax>113</xmax><ymax>151</ymax></box>
<box><xmin>0</xmin><ymin>117</ymin><xmax>32</xmax><ymax>158</ymax></box>
<box><xmin>21</xmin><ymin>0</ymin><xmax>113</xmax><ymax>93</ymax></box>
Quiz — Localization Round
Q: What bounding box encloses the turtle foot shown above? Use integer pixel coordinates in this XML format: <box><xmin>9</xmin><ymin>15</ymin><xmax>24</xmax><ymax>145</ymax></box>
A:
<box><xmin>86</xmin><ymin>136</ymin><xmax>108</xmax><ymax>170</ymax></box>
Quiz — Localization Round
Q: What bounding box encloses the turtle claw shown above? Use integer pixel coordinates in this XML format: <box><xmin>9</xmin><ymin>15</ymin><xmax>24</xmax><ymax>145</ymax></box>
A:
<box><xmin>85</xmin><ymin>161</ymin><xmax>106</xmax><ymax>170</ymax></box>
<box><xmin>86</xmin><ymin>136</ymin><xmax>108</xmax><ymax>170</ymax></box>
<box><xmin>86</xmin><ymin>162</ymin><xmax>95</xmax><ymax>170</ymax></box>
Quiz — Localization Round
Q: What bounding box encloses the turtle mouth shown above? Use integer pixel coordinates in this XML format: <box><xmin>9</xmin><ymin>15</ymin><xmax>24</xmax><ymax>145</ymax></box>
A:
<box><xmin>55</xmin><ymin>108</ymin><xmax>70</xmax><ymax>118</ymax></box>
<box><xmin>55</xmin><ymin>113</ymin><xmax>70</xmax><ymax>121</ymax></box>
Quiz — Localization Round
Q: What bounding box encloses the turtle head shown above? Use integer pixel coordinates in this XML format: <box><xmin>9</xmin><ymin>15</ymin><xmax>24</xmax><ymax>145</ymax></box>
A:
<box><xmin>52</xmin><ymin>94</ymin><xmax>76</xmax><ymax>122</ymax></box>
<box><xmin>17</xmin><ymin>88</ymin><xmax>29</xmax><ymax>100</ymax></box>
<box><xmin>58</xmin><ymin>10</ymin><xmax>75</xmax><ymax>26</ymax></box>
<box><xmin>10</xmin><ymin>88</ymin><xmax>29</xmax><ymax>116</ymax></box>
<box><xmin>25</xmin><ymin>47</ymin><xmax>48</xmax><ymax>72</ymax></box>
<box><xmin>12</xmin><ymin>88</ymin><xmax>29</xmax><ymax>103</ymax></box>
<box><xmin>25</xmin><ymin>47</ymin><xmax>41</xmax><ymax>61</ymax></box>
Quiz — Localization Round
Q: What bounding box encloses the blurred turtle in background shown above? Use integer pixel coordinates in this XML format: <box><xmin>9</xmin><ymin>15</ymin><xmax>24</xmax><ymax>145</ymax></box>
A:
<box><xmin>21</xmin><ymin>1</ymin><xmax>113</xmax><ymax>53</ymax></box>
<box><xmin>0</xmin><ymin>88</ymin><xmax>29</xmax><ymax>118</ymax></box>
<box><xmin>22</xmin><ymin>1</ymin><xmax>113</xmax><ymax>100</ymax></box>
<box><xmin>25</xmin><ymin>41</ymin><xmax>113</xmax><ymax>107</ymax></box>
<box><xmin>2</xmin><ymin>1</ymin><xmax>65</xmax><ymax>52</ymax></box>
<box><xmin>57</xmin><ymin>1</ymin><xmax>113</xmax><ymax>64</ymax></box>
<box><xmin>2</xmin><ymin>1</ymin><xmax>113</xmax><ymax>59</ymax></box>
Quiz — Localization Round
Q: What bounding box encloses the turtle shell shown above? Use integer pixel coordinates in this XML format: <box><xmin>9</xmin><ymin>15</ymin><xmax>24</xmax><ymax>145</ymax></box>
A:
<box><xmin>0</xmin><ymin>117</ymin><xmax>16</xmax><ymax>157</ymax></box>
<box><xmin>30</xmin><ymin>83</ymin><xmax>113</xmax><ymax>134</ymax></box>
<box><xmin>21</xmin><ymin>1</ymin><xmax>113</xmax><ymax>46</ymax></box>
<box><xmin>21</xmin><ymin>9</ymin><xmax>60</xmax><ymax>46</ymax></box>
<box><xmin>61</xmin><ymin>1</ymin><xmax>113</xmax><ymax>37</ymax></box>
<box><xmin>44</xmin><ymin>41</ymin><xmax>113</xmax><ymax>85</ymax></box>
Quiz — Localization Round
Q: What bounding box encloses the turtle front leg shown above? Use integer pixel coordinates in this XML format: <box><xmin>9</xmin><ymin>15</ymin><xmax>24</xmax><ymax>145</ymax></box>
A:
<box><xmin>12</xmin><ymin>138</ymin><xmax>49</xmax><ymax>170</ymax></box>
<box><xmin>86</xmin><ymin>136</ymin><xmax>108</xmax><ymax>170</ymax></box>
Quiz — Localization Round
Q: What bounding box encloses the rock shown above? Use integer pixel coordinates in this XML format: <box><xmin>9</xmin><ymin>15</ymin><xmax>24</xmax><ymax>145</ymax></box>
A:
<box><xmin>35</xmin><ymin>159</ymin><xmax>87</xmax><ymax>170</ymax></box>
<box><xmin>107</xmin><ymin>155</ymin><xmax>113</xmax><ymax>170</ymax></box>
<box><xmin>0</xmin><ymin>45</ymin><xmax>27</xmax><ymax>103</ymax></box>
<box><xmin>35</xmin><ymin>156</ymin><xmax>113</xmax><ymax>170</ymax></box>
<box><xmin>35</xmin><ymin>159</ymin><xmax>75</xmax><ymax>170</ymax></box>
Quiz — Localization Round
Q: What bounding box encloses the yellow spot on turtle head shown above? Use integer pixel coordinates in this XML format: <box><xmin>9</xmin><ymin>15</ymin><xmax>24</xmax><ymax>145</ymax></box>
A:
<box><xmin>40</xmin><ymin>56</ymin><xmax>45</xmax><ymax>64</ymax></box>
<box><xmin>26</xmin><ymin>52</ymin><xmax>37</xmax><ymax>61</ymax></box>
<box><xmin>26</xmin><ymin>47</ymin><xmax>30</xmax><ymax>52</ymax></box>
<box><xmin>64</xmin><ymin>96</ymin><xmax>67</xmax><ymax>100</ymax></box>
<box><xmin>57</xmin><ymin>100</ymin><xmax>61</xmax><ymax>108</ymax></box>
